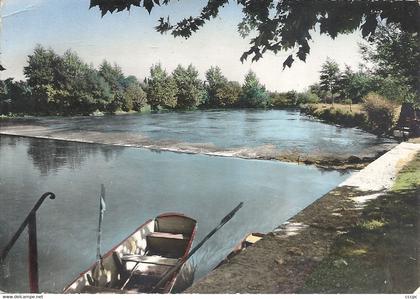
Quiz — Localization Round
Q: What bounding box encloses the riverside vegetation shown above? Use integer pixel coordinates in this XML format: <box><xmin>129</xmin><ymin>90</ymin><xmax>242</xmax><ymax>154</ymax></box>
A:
<box><xmin>301</xmin><ymin>24</ymin><xmax>418</xmax><ymax>136</ymax></box>
<box><xmin>0</xmin><ymin>42</ymin><xmax>299</xmax><ymax>117</ymax></box>
<box><xmin>1</xmin><ymin>25</ymin><xmax>417</xmax><ymax>138</ymax></box>
<box><xmin>0</xmin><ymin>46</ymin><xmax>291</xmax><ymax>116</ymax></box>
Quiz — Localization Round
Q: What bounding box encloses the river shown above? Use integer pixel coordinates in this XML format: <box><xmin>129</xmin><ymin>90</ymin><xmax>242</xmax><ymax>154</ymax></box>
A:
<box><xmin>0</xmin><ymin>109</ymin><xmax>394</xmax><ymax>292</ymax></box>
<box><xmin>0</xmin><ymin>109</ymin><xmax>395</xmax><ymax>158</ymax></box>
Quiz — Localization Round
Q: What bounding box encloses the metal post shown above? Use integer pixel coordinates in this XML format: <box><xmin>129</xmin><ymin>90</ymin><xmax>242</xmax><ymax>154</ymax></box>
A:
<box><xmin>28</xmin><ymin>213</ymin><xmax>39</xmax><ymax>293</ymax></box>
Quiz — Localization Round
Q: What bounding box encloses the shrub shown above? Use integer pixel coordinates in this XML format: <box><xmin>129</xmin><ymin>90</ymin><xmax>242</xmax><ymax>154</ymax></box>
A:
<box><xmin>362</xmin><ymin>92</ymin><xmax>398</xmax><ymax>135</ymax></box>
<box><xmin>301</xmin><ymin>104</ymin><xmax>368</xmax><ymax>128</ymax></box>
<box><xmin>269</xmin><ymin>92</ymin><xmax>292</xmax><ymax>108</ymax></box>
<box><xmin>297</xmin><ymin>92</ymin><xmax>319</xmax><ymax>105</ymax></box>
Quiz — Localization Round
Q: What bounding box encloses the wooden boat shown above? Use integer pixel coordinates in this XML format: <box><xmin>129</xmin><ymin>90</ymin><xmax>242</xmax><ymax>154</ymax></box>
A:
<box><xmin>63</xmin><ymin>213</ymin><xmax>197</xmax><ymax>294</ymax></box>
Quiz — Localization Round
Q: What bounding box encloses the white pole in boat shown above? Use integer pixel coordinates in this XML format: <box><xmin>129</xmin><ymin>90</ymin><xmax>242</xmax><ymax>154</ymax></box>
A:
<box><xmin>90</xmin><ymin>185</ymin><xmax>107</xmax><ymax>286</ymax></box>
<box><xmin>96</xmin><ymin>184</ymin><xmax>106</xmax><ymax>262</ymax></box>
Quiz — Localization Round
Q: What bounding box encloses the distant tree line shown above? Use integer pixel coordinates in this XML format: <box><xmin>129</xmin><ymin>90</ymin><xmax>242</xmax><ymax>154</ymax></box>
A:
<box><xmin>0</xmin><ymin>46</ymin><xmax>147</xmax><ymax>116</ymax></box>
<box><xmin>0</xmin><ymin>45</ymin><xmax>320</xmax><ymax>116</ymax></box>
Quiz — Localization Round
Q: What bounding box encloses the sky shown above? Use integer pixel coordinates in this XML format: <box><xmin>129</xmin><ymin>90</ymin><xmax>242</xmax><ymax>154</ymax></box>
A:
<box><xmin>0</xmin><ymin>0</ymin><xmax>366</xmax><ymax>92</ymax></box>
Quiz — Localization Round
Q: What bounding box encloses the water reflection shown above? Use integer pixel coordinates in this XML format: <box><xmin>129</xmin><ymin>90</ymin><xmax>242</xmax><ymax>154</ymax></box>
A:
<box><xmin>26</xmin><ymin>138</ymin><xmax>124</xmax><ymax>176</ymax></box>
<box><xmin>0</xmin><ymin>135</ymin><xmax>18</xmax><ymax>148</ymax></box>
<box><xmin>0</xmin><ymin>135</ymin><xmax>351</xmax><ymax>292</ymax></box>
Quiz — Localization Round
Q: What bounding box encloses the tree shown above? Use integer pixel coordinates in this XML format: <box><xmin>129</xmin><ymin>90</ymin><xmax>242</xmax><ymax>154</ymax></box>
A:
<box><xmin>75</xmin><ymin>67</ymin><xmax>113</xmax><ymax>114</ymax></box>
<box><xmin>172</xmin><ymin>64</ymin><xmax>205</xmax><ymax>109</ymax></box>
<box><xmin>319</xmin><ymin>58</ymin><xmax>341</xmax><ymax>104</ymax></box>
<box><xmin>146</xmin><ymin>64</ymin><xmax>178</xmax><ymax>110</ymax></box>
<box><xmin>97</xmin><ymin>70</ymin><xmax>147</xmax><ymax>112</ymax></box>
<box><xmin>23</xmin><ymin>45</ymin><xmax>63</xmax><ymax>114</ymax></box>
<box><xmin>337</xmin><ymin>65</ymin><xmax>368</xmax><ymax>103</ymax></box>
<box><xmin>22</xmin><ymin>46</ymin><xmax>114</xmax><ymax>115</ymax></box>
<box><xmin>0</xmin><ymin>78</ymin><xmax>13</xmax><ymax>115</ymax></box>
<box><xmin>296</xmin><ymin>91</ymin><xmax>319</xmax><ymax>105</ymax></box>
<box><xmin>99</xmin><ymin>60</ymin><xmax>126</xmax><ymax>112</ymax></box>
<box><xmin>90</xmin><ymin>1</ymin><xmax>419</xmax><ymax>68</ymax></box>
<box><xmin>360</xmin><ymin>24</ymin><xmax>419</xmax><ymax>104</ymax></box>
<box><xmin>240</xmin><ymin>70</ymin><xmax>269</xmax><ymax>108</ymax></box>
<box><xmin>341</xmin><ymin>70</ymin><xmax>374</xmax><ymax>104</ymax></box>
<box><xmin>285</xmin><ymin>90</ymin><xmax>298</xmax><ymax>106</ymax></box>
<box><xmin>374</xmin><ymin>76</ymin><xmax>414</xmax><ymax>104</ymax></box>
<box><xmin>99</xmin><ymin>61</ymin><xmax>125</xmax><ymax>91</ymax></box>
<box><xmin>24</xmin><ymin>45</ymin><xmax>60</xmax><ymax>87</ymax></box>
<box><xmin>338</xmin><ymin>65</ymin><xmax>354</xmax><ymax>101</ymax></box>
<box><xmin>308</xmin><ymin>83</ymin><xmax>330</xmax><ymax>102</ymax></box>
<box><xmin>123</xmin><ymin>75</ymin><xmax>141</xmax><ymax>88</ymax></box>
<box><xmin>44</xmin><ymin>50</ymin><xmax>113</xmax><ymax>115</ymax></box>
<box><xmin>8</xmin><ymin>81</ymin><xmax>35</xmax><ymax>114</ymax></box>
<box><xmin>123</xmin><ymin>81</ymin><xmax>147</xmax><ymax>111</ymax></box>
<box><xmin>204</xmin><ymin>66</ymin><xmax>228</xmax><ymax>107</ymax></box>
<box><xmin>54</xmin><ymin>50</ymin><xmax>92</xmax><ymax>114</ymax></box>
<box><xmin>269</xmin><ymin>92</ymin><xmax>290</xmax><ymax>108</ymax></box>
<box><xmin>215</xmin><ymin>81</ymin><xmax>241</xmax><ymax>107</ymax></box>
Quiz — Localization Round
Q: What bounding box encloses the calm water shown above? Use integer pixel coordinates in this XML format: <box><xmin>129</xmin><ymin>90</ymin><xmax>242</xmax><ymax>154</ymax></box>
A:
<box><xmin>0</xmin><ymin>135</ymin><xmax>350</xmax><ymax>292</ymax></box>
<box><xmin>2</xmin><ymin>109</ymin><xmax>395</xmax><ymax>157</ymax></box>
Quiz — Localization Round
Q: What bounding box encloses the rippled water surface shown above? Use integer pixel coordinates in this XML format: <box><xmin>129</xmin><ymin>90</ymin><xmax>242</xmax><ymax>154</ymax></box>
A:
<box><xmin>1</xmin><ymin>109</ymin><xmax>395</xmax><ymax>157</ymax></box>
<box><xmin>0</xmin><ymin>135</ymin><xmax>350</xmax><ymax>292</ymax></box>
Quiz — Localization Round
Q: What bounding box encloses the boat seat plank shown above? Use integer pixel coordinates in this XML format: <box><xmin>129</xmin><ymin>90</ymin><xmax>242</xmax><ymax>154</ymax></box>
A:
<box><xmin>147</xmin><ymin>232</ymin><xmax>187</xmax><ymax>240</ymax></box>
<box><xmin>146</xmin><ymin>232</ymin><xmax>189</xmax><ymax>258</ymax></box>
<box><xmin>122</xmin><ymin>254</ymin><xmax>179</xmax><ymax>267</ymax></box>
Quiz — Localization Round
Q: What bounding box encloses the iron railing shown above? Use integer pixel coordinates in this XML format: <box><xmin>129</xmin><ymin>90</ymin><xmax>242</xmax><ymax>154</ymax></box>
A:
<box><xmin>1</xmin><ymin>192</ymin><xmax>56</xmax><ymax>293</ymax></box>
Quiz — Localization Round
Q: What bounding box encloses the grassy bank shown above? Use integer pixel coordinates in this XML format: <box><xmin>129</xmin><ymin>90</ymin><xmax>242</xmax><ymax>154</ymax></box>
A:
<box><xmin>301</xmin><ymin>103</ymin><xmax>368</xmax><ymax>128</ymax></box>
<box><xmin>301</xmin><ymin>103</ymin><xmax>403</xmax><ymax>137</ymax></box>
<box><xmin>300</xmin><ymin>153</ymin><xmax>420</xmax><ymax>293</ymax></box>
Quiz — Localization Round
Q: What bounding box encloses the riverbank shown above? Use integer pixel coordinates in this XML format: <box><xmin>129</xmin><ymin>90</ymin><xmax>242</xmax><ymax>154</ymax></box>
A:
<box><xmin>301</xmin><ymin>103</ymin><xmax>406</xmax><ymax>139</ymax></box>
<box><xmin>185</xmin><ymin>142</ymin><xmax>420</xmax><ymax>293</ymax></box>
<box><xmin>274</xmin><ymin>152</ymin><xmax>378</xmax><ymax>171</ymax></box>
<box><xmin>301</xmin><ymin>103</ymin><xmax>366</xmax><ymax>129</ymax></box>
<box><xmin>301</xmin><ymin>150</ymin><xmax>420</xmax><ymax>293</ymax></box>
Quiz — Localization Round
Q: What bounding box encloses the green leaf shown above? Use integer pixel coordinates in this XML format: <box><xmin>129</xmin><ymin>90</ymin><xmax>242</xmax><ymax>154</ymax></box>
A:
<box><xmin>143</xmin><ymin>0</ymin><xmax>154</xmax><ymax>14</ymax></box>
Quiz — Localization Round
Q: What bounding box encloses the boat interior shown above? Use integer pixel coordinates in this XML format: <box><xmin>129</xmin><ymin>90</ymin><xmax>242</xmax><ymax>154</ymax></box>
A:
<box><xmin>64</xmin><ymin>214</ymin><xmax>197</xmax><ymax>294</ymax></box>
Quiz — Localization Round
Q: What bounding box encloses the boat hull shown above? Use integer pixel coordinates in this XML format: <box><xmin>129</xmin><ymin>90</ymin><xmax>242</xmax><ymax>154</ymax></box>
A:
<box><xmin>63</xmin><ymin>213</ymin><xmax>197</xmax><ymax>294</ymax></box>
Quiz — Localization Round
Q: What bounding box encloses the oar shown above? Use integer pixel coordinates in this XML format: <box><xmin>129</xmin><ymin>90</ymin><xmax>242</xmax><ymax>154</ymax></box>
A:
<box><xmin>120</xmin><ymin>261</ymin><xmax>141</xmax><ymax>290</ymax></box>
<box><xmin>151</xmin><ymin>202</ymin><xmax>244</xmax><ymax>293</ymax></box>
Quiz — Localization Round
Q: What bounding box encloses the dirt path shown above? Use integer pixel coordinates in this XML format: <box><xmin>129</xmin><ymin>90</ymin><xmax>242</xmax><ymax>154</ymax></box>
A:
<box><xmin>185</xmin><ymin>142</ymin><xmax>420</xmax><ymax>293</ymax></box>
